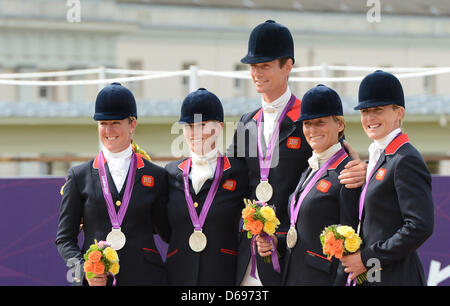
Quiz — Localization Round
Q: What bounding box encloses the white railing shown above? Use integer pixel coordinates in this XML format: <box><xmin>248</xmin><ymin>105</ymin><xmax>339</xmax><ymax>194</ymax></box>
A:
<box><xmin>0</xmin><ymin>63</ymin><xmax>448</xmax><ymax>89</ymax></box>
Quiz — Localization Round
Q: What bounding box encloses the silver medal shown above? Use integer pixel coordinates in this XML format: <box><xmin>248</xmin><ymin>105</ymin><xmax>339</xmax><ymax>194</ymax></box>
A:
<box><xmin>287</xmin><ymin>226</ymin><xmax>298</xmax><ymax>249</ymax></box>
<box><xmin>189</xmin><ymin>230</ymin><xmax>207</xmax><ymax>252</ymax></box>
<box><xmin>255</xmin><ymin>180</ymin><xmax>273</xmax><ymax>203</ymax></box>
<box><xmin>106</xmin><ymin>227</ymin><xmax>126</xmax><ymax>251</ymax></box>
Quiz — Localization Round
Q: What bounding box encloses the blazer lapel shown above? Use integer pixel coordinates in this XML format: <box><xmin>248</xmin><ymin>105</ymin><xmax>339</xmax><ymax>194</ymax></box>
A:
<box><xmin>278</xmin><ymin>116</ymin><xmax>298</xmax><ymax>145</ymax></box>
<box><xmin>279</xmin><ymin>95</ymin><xmax>301</xmax><ymax>144</ymax></box>
<box><xmin>177</xmin><ymin>157</ymin><xmax>203</xmax><ymax>195</ymax></box>
<box><xmin>368</xmin><ymin>153</ymin><xmax>387</xmax><ymax>184</ymax></box>
<box><xmin>294</xmin><ymin>167</ymin><xmax>313</xmax><ymax>196</ymax></box>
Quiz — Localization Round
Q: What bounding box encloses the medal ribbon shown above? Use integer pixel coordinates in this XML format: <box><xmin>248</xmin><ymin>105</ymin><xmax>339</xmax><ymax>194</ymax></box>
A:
<box><xmin>250</xmin><ymin>232</ymin><xmax>281</xmax><ymax>279</ymax></box>
<box><xmin>290</xmin><ymin>147</ymin><xmax>347</xmax><ymax>227</ymax></box>
<box><xmin>256</xmin><ymin>94</ymin><xmax>297</xmax><ymax>182</ymax></box>
<box><xmin>98</xmin><ymin>151</ymin><xmax>137</xmax><ymax>229</ymax></box>
<box><xmin>182</xmin><ymin>155</ymin><xmax>224</xmax><ymax>231</ymax></box>
<box><xmin>346</xmin><ymin>132</ymin><xmax>403</xmax><ymax>286</ymax></box>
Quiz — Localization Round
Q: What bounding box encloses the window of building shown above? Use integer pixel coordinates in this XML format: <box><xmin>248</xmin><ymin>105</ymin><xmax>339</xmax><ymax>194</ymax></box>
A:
<box><xmin>331</xmin><ymin>64</ymin><xmax>346</xmax><ymax>96</ymax></box>
<box><xmin>424</xmin><ymin>65</ymin><xmax>436</xmax><ymax>96</ymax></box>
<box><xmin>38</xmin><ymin>75</ymin><xmax>56</xmax><ymax>102</ymax></box>
<box><xmin>182</xmin><ymin>61</ymin><xmax>197</xmax><ymax>94</ymax></box>
<box><xmin>127</xmin><ymin>60</ymin><xmax>144</xmax><ymax>99</ymax></box>
<box><xmin>234</xmin><ymin>63</ymin><xmax>248</xmax><ymax>97</ymax></box>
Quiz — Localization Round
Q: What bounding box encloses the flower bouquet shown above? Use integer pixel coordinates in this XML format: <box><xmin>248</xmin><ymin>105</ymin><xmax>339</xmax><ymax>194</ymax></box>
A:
<box><xmin>83</xmin><ymin>240</ymin><xmax>120</xmax><ymax>285</ymax></box>
<box><xmin>320</xmin><ymin>225</ymin><xmax>366</xmax><ymax>284</ymax></box>
<box><xmin>242</xmin><ymin>198</ymin><xmax>281</xmax><ymax>277</ymax></box>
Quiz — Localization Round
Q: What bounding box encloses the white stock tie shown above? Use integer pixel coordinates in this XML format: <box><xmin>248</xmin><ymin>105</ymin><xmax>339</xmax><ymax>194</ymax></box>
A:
<box><xmin>367</xmin><ymin>143</ymin><xmax>383</xmax><ymax>182</ymax></box>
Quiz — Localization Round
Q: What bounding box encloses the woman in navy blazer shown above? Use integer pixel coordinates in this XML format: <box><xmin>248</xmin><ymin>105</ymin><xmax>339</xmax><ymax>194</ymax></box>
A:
<box><xmin>159</xmin><ymin>88</ymin><xmax>250</xmax><ymax>285</ymax></box>
<box><xmin>340</xmin><ymin>71</ymin><xmax>434</xmax><ymax>286</ymax></box>
<box><xmin>56</xmin><ymin>83</ymin><xmax>169</xmax><ymax>286</ymax></box>
<box><xmin>257</xmin><ymin>84</ymin><xmax>360</xmax><ymax>285</ymax></box>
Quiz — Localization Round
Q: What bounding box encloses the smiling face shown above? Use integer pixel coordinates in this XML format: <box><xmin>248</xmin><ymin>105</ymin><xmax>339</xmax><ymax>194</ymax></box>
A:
<box><xmin>183</xmin><ymin>121</ymin><xmax>223</xmax><ymax>155</ymax></box>
<box><xmin>98</xmin><ymin>118</ymin><xmax>136</xmax><ymax>153</ymax></box>
<box><xmin>303</xmin><ymin>116</ymin><xmax>344</xmax><ymax>153</ymax></box>
<box><xmin>249</xmin><ymin>58</ymin><xmax>292</xmax><ymax>102</ymax></box>
<box><xmin>360</xmin><ymin>105</ymin><xmax>405</xmax><ymax>140</ymax></box>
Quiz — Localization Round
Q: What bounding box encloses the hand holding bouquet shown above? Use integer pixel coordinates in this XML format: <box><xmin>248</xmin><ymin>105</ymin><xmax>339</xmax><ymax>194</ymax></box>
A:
<box><xmin>320</xmin><ymin>225</ymin><xmax>366</xmax><ymax>284</ymax></box>
<box><xmin>242</xmin><ymin>198</ymin><xmax>280</xmax><ymax>239</ymax></box>
<box><xmin>242</xmin><ymin>199</ymin><xmax>281</xmax><ymax>278</ymax></box>
<box><xmin>83</xmin><ymin>240</ymin><xmax>120</xmax><ymax>286</ymax></box>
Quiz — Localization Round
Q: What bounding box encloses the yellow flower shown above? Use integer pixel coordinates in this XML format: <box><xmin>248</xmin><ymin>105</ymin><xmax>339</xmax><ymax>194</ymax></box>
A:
<box><xmin>263</xmin><ymin>221</ymin><xmax>276</xmax><ymax>236</ymax></box>
<box><xmin>274</xmin><ymin>218</ymin><xmax>280</xmax><ymax>226</ymax></box>
<box><xmin>336</xmin><ymin>225</ymin><xmax>355</xmax><ymax>239</ymax></box>
<box><xmin>260</xmin><ymin>206</ymin><xmax>276</xmax><ymax>222</ymax></box>
<box><xmin>109</xmin><ymin>262</ymin><xmax>120</xmax><ymax>275</ymax></box>
<box><xmin>60</xmin><ymin>183</ymin><xmax>66</xmax><ymax>196</ymax></box>
<box><xmin>104</xmin><ymin>247</ymin><xmax>119</xmax><ymax>263</ymax></box>
<box><xmin>344</xmin><ymin>234</ymin><xmax>362</xmax><ymax>253</ymax></box>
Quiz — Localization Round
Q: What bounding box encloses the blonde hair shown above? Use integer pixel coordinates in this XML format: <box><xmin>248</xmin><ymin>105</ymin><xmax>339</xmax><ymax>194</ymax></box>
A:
<box><xmin>392</xmin><ymin>105</ymin><xmax>405</xmax><ymax>127</ymax></box>
<box><xmin>332</xmin><ymin>115</ymin><xmax>346</xmax><ymax>139</ymax></box>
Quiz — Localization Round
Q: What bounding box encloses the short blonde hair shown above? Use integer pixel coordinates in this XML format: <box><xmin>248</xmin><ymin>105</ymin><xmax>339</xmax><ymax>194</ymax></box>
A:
<box><xmin>392</xmin><ymin>105</ymin><xmax>405</xmax><ymax>127</ymax></box>
<box><xmin>332</xmin><ymin>115</ymin><xmax>346</xmax><ymax>139</ymax></box>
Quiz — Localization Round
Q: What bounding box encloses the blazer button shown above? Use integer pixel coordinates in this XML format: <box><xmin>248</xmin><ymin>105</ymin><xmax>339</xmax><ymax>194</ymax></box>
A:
<box><xmin>116</xmin><ymin>200</ymin><xmax>122</xmax><ymax>207</ymax></box>
<box><xmin>194</xmin><ymin>202</ymin><xmax>198</xmax><ymax>208</ymax></box>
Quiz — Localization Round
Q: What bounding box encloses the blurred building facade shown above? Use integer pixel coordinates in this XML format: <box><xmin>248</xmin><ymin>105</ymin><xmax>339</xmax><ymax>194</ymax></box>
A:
<box><xmin>1</xmin><ymin>0</ymin><xmax>450</xmax><ymax>176</ymax></box>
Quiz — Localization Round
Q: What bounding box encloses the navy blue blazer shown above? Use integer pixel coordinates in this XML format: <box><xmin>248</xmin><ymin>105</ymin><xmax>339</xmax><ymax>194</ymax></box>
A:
<box><xmin>161</xmin><ymin>156</ymin><xmax>250</xmax><ymax>286</ymax></box>
<box><xmin>227</xmin><ymin>96</ymin><xmax>313</xmax><ymax>285</ymax></box>
<box><xmin>359</xmin><ymin>133</ymin><xmax>434</xmax><ymax>286</ymax></box>
<box><xmin>283</xmin><ymin>152</ymin><xmax>360</xmax><ymax>286</ymax></box>
<box><xmin>56</xmin><ymin>153</ymin><xmax>169</xmax><ymax>286</ymax></box>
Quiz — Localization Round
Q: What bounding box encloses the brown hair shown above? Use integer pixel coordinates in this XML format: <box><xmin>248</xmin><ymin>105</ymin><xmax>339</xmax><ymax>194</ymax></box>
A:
<box><xmin>278</xmin><ymin>57</ymin><xmax>293</xmax><ymax>68</ymax></box>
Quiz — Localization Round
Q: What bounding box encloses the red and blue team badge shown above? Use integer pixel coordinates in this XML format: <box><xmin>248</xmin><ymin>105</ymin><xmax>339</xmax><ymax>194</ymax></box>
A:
<box><xmin>376</xmin><ymin>168</ymin><xmax>387</xmax><ymax>181</ymax></box>
<box><xmin>286</xmin><ymin>136</ymin><xmax>301</xmax><ymax>149</ymax></box>
<box><xmin>222</xmin><ymin>179</ymin><xmax>236</xmax><ymax>191</ymax></box>
<box><xmin>316</xmin><ymin>179</ymin><xmax>331</xmax><ymax>193</ymax></box>
<box><xmin>141</xmin><ymin>175</ymin><xmax>154</xmax><ymax>187</ymax></box>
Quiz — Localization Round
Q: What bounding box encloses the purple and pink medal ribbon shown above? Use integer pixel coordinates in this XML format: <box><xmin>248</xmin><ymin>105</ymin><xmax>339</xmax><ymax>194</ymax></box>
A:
<box><xmin>256</xmin><ymin>94</ymin><xmax>297</xmax><ymax>180</ymax></box>
<box><xmin>249</xmin><ymin>94</ymin><xmax>296</xmax><ymax>279</ymax></box>
<box><xmin>250</xmin><ymin>204</ymin><xmax>281</xmax><ymax>279</ymax></box>
<box><xmin>98</xmin><ymin>151</ymin><xmax>137</xmax><ymax>286</ymax></box>
<box><xmin>289</xmin><ymin>147</ymin><xmax>347</xmax><ymax>229</ymax></box>
<box><xmin>182</xmin><ymin>155</ymin><xmax>224</xmax><ymax>234</ymax></box>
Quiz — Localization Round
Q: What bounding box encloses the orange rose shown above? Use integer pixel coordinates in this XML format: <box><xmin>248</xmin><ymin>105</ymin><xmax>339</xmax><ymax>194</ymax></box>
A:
<box><xmin>88</xmin><ymin>250</ymin><xmax>102</xmax><ymax>263</ymax></box>
<box><xmin>93</xmin><ymin>261</ymin><xmax>105</xmax><ymax>275</ymax></box>
<box><xmin>250</xmin><ymin>220</ymin><xmax>264</xmax><ymax>235</ymax></box>
<box><xmin>244</xmin><ymin>219</ymin><xmax>253</xmax><ymax>231</ymax></box>
<box><xmin>325</xmin><ymin>232</ymin><xmax>336</xmax><ymax>244</ymax></box>
<box><xmin>333</xmin><ymin>239</ymin><xmax>344</xmax><ymax>259</ymax></box>
<box><xmin>323</xmin><ymin>241</ymin><xmax>333</xmax><ymax>257</ymax></box>
<box><xmin>322</xmin><ymin>233</ymin><xmax>345</xmax><ymax>259</ymax></box>
<box><xmin>242</xmin><ymin>207</ymin><xmax>255</xmax><ymax>221</ymax></box>
<box><xmin>83</xmin><ymin>261</ymin><xmax>94</xmax><ymax>273</ymax></box>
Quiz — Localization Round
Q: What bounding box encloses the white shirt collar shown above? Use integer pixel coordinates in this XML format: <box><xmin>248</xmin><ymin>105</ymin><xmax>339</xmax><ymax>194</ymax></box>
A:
<box><xmin>373</xmin><ymin>128</ymin><xmax>402</xmax><ymax>151</ymax></box>
<box><xmin>366</xmin><ymin>128</ymin><xmax>402</xmax><ymax>181</ymax></box>
<box><xmin>191</xmin><ymin>147</ymin><xmax>218</xmax><ymax>166</ymax></box>
<box><xmin>315</xmin><ymin>142</ymin><xmax>342</xmax><ymax>162</ymax></box>
<box><xmin>261</xmin><ymin>87</ymin><xmax>291</xmax><ymax>114</ymax></box>
<box><xmin>102</xmin><ymin>144</ymin><xmax>133</xmax><ymax>162</ymax></box>
<box><xmin>308</xmin><ymin>142</ymin><xmax>342</xmax><ymax>171</ymax></box>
